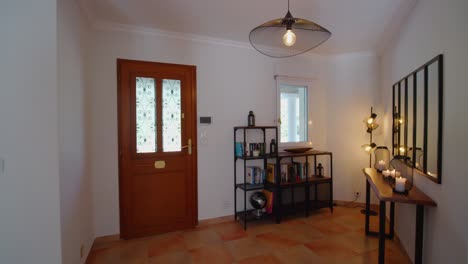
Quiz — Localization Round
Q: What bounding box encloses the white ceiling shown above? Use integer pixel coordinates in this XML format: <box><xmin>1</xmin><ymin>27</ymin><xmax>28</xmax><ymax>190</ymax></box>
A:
<box><xmin>79</xmin><ymin>0</ymin><xmax>416</xmax><ymax>54</ymax></box>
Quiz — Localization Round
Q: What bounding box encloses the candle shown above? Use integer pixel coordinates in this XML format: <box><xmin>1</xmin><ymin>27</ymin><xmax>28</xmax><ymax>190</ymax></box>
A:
<box><xmin>395</xmin><ymin>171</ymin><xmax>401</xmax><ymax>178</ymax></box>
<box><xmin>390</xmin><ymin>169</ymin><xmax>396</xmax><ymax>178</ymax></box>
<box><xmin>382</xmin><ymin>169</ymin><xmax>391</xmax><ymax>177</ymax></box>
<box><xmin>378</xmin><ymin>160</ymin><xmax>386</xmax><ymax>171</ymax></box>
<box><xmin>395</xmin><ymin>177</ymin><xmax>407</xmax><ymax>192</ymax></box>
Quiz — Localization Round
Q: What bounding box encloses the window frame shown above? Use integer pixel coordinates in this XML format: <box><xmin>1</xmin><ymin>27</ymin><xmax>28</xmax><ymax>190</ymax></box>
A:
<box><xmin>275</xmin><ymin>75</ymin><xmax>312</xmax><ymax>149</ymax></box>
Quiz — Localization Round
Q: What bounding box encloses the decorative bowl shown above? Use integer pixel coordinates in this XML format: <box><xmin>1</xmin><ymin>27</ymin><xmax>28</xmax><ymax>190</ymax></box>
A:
<box><xmin>284</xmin><ymin>147</ymin><xmax>313</xmax><ymax>153</ymax></box>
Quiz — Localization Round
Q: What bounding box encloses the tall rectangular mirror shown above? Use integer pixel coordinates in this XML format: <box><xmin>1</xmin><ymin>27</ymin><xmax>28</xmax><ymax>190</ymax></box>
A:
<box><xmin>392</xmin><ymin>84</ymin><xmax>399</xmax><ymax>155</ymax></box>
<box><xmin>415</xmin><ymin>71</ymin><xmax>425</xmax><ymax>171</ymax></box>
<box><xmin>392</xmin><ymin>54</ymin><xmax>443</xmax><ymax>184</ymax></box>
<box><xmin>406</xmin><ymin>75</ymin><xmax>414</xmax><ymax>164</ymax></box>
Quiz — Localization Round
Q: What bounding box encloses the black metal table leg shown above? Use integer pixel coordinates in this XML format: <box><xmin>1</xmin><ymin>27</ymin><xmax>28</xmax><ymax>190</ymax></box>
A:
<box><xmin>364</xmin><ymin>180</ymin><xmax>393</xmax><ymax>239</ymax></box>
<box><xmin>415</xmin><ymin>205</ymin><xmax>424</xmax><ymax>264</ymax></box>
<box><xmin>379</xmin><ymin>201</ymin><xmax>386</xmax><ymax>264</ymax></box>
<box><xmin>362</xmin><ymin>178</ymin><xmax>378</xmax><ymax>217</ymax></box>
<box><xmin>389</xmin><ymin>202</ymin><xmax>395</xmax><ymax>239</ymax></box>
<box><xmin>365</xmin><ymin>180</ymin><xmax>370</xmax><ymax>234</ymax></box>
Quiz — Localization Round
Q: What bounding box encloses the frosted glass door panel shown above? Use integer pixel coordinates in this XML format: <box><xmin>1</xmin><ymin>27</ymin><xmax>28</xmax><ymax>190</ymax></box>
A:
<box><xmin>163</xmin><ymin>79</ymin><xmax>182</xmax><ymax>152</ymax></box>
<box><xmin>136</xmin><ymin>77</ymin><xmax>157</xmax><ymax>153</ymax></box>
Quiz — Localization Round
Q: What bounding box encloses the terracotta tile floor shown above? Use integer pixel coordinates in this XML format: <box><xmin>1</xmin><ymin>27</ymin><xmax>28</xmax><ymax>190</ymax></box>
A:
<box><xmin>86</xmin><ymin>206</ymin><xmax>412</xmax><ymax>264</ymax></box>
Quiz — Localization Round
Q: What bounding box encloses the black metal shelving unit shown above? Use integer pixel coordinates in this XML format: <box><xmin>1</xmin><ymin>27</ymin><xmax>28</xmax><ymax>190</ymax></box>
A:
<box><xmin>273</xmin><ymin>151</ymin><xmax>334</xmax><ymax>224</ymax></box>
<box><xmin>234</xmin><ymin>126</ymin><xmax>334</xmax><ymax>230</ymax></box>
<box><xmin>234</xmin><ymin>126</ymin><xmax>278</xmax><ymax>230</ymax></box>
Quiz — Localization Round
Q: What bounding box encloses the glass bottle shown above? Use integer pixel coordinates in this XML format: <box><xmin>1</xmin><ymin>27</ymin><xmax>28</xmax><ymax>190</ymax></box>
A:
<box><xmin>248</xmin><ymin>111</ymin><xmax>255</xmax><ymax>126</ymax></box>
<box><xmin>270</xmin><ymin>139</ymin><xmax>277</xmax><ymax>154</ymax></box>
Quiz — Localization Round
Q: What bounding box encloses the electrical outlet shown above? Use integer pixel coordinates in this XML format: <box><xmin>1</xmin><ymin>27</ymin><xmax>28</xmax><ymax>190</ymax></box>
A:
<box><xmin>354</xmin><ymin>191</ymin><xmax>360</xmax><ymax>198</ymax></box>
<box><xmin>0</xmin><ymin>158</ymin><xmax>4</xmax><ymax>174</ymax></box>
<box><xmin>80</xmin><ymin>244</ymin><xmax>84</xmax><ymax>259</ymax></box>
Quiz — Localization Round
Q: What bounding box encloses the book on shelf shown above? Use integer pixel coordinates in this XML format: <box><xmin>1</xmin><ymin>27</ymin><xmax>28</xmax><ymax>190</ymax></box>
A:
<box><xmin>266</xmin><ymin>162</ymin><xmax>308</xmax><ymax>184</ymax></box>
<box><xmin>267</xmin><ymin>163</ymin><xmax>296</xmax><ymax>184</ymax></box>
<box><xmin>280</xmin><ymin>164</ymin><xmax>288</xmax><ymax>183</ymax></box>
<box><xmin>245</xmin><ymin>166</ymin><xmax>265</xmax><ymax>185</ymax></box>
<box><xmin>235</xmin><ymin>142</ymin><xmax>244</xmax><ymax>157</ymax></box>
<box><xmin>293</xmin><ymin>162</ymin><xmax>307</xmax><ymax>181</ymax></box>
<box><xmin>288</xmin><ymin>164</ymin><xmax>297</xmax><ymax>182</ymax></box>
<box><xmin>266</xmin><ymin>163</ymin><xmax>276</xmax><ymax>183</ymax></box>
<box><xmin>262</xmin><ymin>189</ymin><xmax>274</xmax><ymax>214</ymax></box>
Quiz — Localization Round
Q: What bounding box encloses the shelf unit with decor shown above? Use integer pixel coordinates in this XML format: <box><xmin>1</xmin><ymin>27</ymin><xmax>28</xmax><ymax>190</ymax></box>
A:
<box><xmin>234</xmin><ymin>126</ymin><xmax>278</xmax><ymax>230</ymax></box>
<box><xmin>271</xmin><ymin>151</ymin><xmax>333</xmax><ymax>224</ymax></box>
<box><xmin>234</xmin><ymin>126</ymin><xmax>334</xmax><ymax>230</ymax></box>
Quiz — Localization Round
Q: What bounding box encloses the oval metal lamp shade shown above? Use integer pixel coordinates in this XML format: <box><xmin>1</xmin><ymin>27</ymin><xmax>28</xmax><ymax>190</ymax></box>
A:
<box><xmin>249</xmin><ymin>15</ymin><xmax>331</xmax><ymax>58</ymax></box>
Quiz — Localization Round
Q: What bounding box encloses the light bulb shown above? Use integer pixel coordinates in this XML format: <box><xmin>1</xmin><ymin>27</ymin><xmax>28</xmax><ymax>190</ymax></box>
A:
<box><xmin>361</xmin><ymin>143</ymin><xmax>376</xmax><ymax>153</ymax></box>
<box><xmin>367</xmin><ymin>118</ymin><xmax>374</xmax><ymax>124</ymax></box>
<box><xmin>282</xmin><ymin>29</ymin><xmax>296</xmax><ymax>46</ymax></box>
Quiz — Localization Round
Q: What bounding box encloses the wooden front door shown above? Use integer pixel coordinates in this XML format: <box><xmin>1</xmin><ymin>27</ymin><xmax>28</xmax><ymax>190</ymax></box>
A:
<box><xmin>117</xmin><ymin>59</ymin><xmax>197</xmax><ymax>239</ymax></box>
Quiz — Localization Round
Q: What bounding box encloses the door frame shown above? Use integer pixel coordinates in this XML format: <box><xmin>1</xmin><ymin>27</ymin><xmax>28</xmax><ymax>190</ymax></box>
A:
<box><xmin>117</xmin><ymin>58</ymin><xmax>198</xmax><ymax>238</ymax></box>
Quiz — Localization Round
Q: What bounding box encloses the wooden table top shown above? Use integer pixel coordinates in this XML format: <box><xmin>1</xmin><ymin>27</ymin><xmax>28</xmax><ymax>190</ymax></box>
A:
<box><xmin>363</xmin><ymin>168</ymin><xmax>437</xmax><ymax>207</ymax></box>
<box><xmin>277</xmin><ymin>150</ymin><xmax>332</xmax><ymax>158</ymax></box>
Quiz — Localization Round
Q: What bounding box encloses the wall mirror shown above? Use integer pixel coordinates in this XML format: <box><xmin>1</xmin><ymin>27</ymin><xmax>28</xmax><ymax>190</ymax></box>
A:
<box><xmin>392</xmin><ymin>54</ymin><xmax>443</xmax><ymax>184</ymax></box>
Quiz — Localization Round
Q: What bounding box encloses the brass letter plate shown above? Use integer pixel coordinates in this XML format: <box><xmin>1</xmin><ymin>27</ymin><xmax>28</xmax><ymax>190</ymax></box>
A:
<box><xmin>154</xmin><ymin>160</ymin><xmax>166</xmax><ymax>169</ymax></box>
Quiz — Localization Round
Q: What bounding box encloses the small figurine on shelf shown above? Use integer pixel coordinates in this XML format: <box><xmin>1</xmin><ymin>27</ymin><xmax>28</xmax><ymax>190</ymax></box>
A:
<box><xmin>317</xmin><ymin>163</ymin><xmax>324</xmax><ymax>177</ymax></box>
<box><xmin>270</xmin><ymin>139</ymin><xmax>277</xmax><ymax>154</ymax></box>
<box><xmin>248</xmin><ymin>111</ymin><xmax>255</xmax><ymax>126</ymax></box>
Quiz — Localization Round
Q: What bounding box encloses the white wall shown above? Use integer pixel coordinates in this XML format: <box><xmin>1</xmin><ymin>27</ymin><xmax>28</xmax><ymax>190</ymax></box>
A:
<box><xmin>0</xmin><ymin>1</ymin><xmax>62</xmax><ymax>263</ymax></box>
<box><xmin>58</xmin><ymin>0</ymin><xmax>94</xmax><ymax>263</ymax></box>
<box><xmin>87</xmin><ymin>25</ymin><xmax>380</xmax><ymax>237</ymax></box>
<box><xmin>326</xmin><ymin>52</ymin><xmax>381</xmax><ymax>203</ymax></box>
<box><xmin>380</xmin><ymin>0</ymin><xmax>468</xmax><ymax>262</ymax></box>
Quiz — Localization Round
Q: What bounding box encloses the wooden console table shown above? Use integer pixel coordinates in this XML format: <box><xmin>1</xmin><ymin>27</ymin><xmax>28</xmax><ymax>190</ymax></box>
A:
<box><xmin>363</xmin><ymin>168</ymin><xmax>436</xmax><ymax>264</ymax></box>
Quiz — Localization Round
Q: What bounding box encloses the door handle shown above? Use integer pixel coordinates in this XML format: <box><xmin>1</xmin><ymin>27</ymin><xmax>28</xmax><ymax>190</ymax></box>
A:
<box><xmin>181</xmin><ymin>138</ymin><xmax>192</xmax><ymax>155</ymax></box>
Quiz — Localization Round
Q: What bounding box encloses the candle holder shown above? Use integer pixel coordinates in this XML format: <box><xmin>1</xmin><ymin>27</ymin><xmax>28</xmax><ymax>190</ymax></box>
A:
<box><xmin>382</xmin><ymin>171</ymin><xmax>409</xmax><ymax>194</ymax></box>
<box><xmin>374</xmin><ymin>146</ymin><xmax>390</xmax><ymax>172</ymax></box>
<box><xmin>392</xmin><ymin>185</ymin><xmax>409</xmax><ymax>195</ymax></box>
<box><xmin>389</xmin><ymin>157</ymin><xmax>413</xmax><ymax>193</ymax></box>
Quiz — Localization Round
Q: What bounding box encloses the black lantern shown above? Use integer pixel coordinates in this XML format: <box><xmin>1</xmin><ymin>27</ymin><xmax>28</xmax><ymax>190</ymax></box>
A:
<box><xmin>317</xmin><ymin>163</ymin><xmax>324</xmax><ymax>177</ymax></box>
<box><xmin>270</xmin><ymin>139</ymin><xmax>277</xmax><ymax>154</ymax></box>
<box><xmin>248</xmin><ymin>111</ymin><xmax>255</xmax><ymax>126</ymax></box>
<box><xmin>374</xmin><ymin>146</ymin><xmax>390</xmax><ymax>172</ymax></box>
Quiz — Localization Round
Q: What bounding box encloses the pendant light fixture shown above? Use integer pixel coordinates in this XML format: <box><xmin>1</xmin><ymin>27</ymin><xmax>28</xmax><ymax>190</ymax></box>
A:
<box><xmin>249</xmin><ymin>0</ymin><xmax>331</xmax><ymax>58</ymax></box>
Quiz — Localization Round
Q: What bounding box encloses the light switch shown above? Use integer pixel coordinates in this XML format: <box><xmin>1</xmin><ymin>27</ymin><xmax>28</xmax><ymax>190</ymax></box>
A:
<box><xmin>200</xmin><ymin>129</ymin><xmax>208</xmax><ymax>145</ymax></box>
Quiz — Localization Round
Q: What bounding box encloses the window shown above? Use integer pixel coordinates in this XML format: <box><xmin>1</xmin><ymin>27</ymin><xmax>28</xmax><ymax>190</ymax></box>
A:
<box><xmin>278</xmin><ymin>83</ymin><xmax>308</xmax><ymax>144</ymax></box>
<box><xmin>135</xmin><ymin>77</ymin><xmax>182</xmax><ymax>153</ymax></box>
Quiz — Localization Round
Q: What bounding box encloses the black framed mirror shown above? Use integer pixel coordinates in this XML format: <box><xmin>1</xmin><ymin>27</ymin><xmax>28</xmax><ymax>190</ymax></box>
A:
<box><xmin>392</xmin><ymin>54</ymin><xmax>443</xmax><ymax>184</ymax></box>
